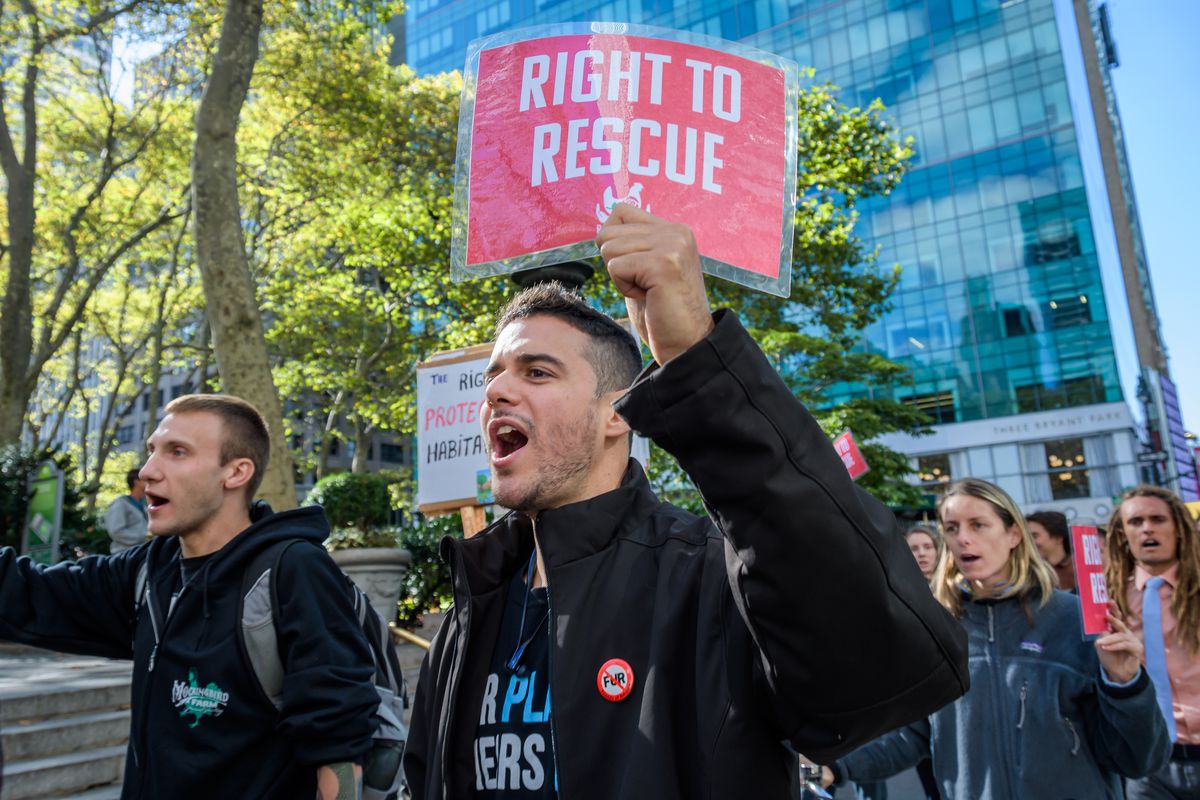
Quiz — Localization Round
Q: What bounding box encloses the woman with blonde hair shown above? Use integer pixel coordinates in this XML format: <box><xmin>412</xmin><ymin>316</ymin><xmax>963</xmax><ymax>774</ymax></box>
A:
<box><xmin>823</xmin><ymin>478</ymin><xmax>1170</xmax><ymax>798</ymax></box>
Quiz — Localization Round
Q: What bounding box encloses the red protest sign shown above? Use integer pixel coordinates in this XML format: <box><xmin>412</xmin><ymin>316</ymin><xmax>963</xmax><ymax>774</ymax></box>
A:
<box><xmin>832</xmin><ymin>430</ymin><xmax>870</xmax><ymax>481</ymax></box>
<box><xmin>452</xmin><ymin>24</ymin><xmax>799</xmax><ymax>297</ymax></box>
<box><xmin>1071</xmin><ymin>525</ymin><xmax>1110</xmax><ymax>636</ymax></box>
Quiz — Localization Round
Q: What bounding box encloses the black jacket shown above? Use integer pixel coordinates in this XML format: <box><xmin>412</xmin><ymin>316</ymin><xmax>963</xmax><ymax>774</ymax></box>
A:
<box><xmin>0</xmin><ymin>505</ymin><xmax>379</xmax><ymax>799</ymax></box>
<box><xmin>404</xmin><ymin>311</ymin><xmax>969</xmax><ymax>799</ymax></box>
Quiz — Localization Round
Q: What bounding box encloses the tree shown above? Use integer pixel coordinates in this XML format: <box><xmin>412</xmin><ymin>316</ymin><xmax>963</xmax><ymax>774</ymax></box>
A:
<box><xmin>244</xmin><ymin>11</ymin><xmax>506</xmax><ymax>478</ymax></box>
<box><xmin>34</xmin><ymin>209</ymin><xmax>200</xmax><ymax>507</ymax></box>
<box><xmin>251</xmin><ymin>42</ymin><xmax>927</xmax><ymax>504</ymax></box>
<box><xmin>0</xmin><ymin>0</ymin><xmax>190</xmax><ymax>447</ymax></box>
<box><xmin>643</xmin><ymin>83</ymin><xmax>931</xmax><ymax>508</ymax></box>
<box><xmin>189</xmin><ymin>0</ymin><xmax>302</xmax><ymax>508</ymax></box>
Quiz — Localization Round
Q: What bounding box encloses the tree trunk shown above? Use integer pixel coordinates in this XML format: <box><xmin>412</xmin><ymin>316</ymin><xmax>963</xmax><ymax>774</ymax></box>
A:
<box><xmin>0</xmin><ymin>143</ymin><xmax>36</xmax><ymax>446</ymax></box>
<box><xmin>316</xmin><ymin>391</ymin><xmax>345</xmax><ymax>481</ymax></box>
<box><xmin>351</xmin><ymin>414</ymin><xmax>370</xmax><ymax>474</ymax></box>
<box><xmin>191</xmin><ymin>0</ymin><xmax>295</xmax><ymax>509</ymax></box>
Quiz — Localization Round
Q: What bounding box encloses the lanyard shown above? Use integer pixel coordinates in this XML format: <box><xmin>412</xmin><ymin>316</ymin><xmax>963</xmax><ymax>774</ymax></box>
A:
<box><xmin>505</xmin><ymin>550</ymin><xmax>549</xmax><ymax>676</ymax></box>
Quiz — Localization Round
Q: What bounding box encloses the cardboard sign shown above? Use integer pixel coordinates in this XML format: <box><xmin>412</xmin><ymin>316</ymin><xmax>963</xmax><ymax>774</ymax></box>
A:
<box><xmin>416</xmin><ymin>344</ymin><xmax>493</xmax><ymax>513</ymax></box>
<box><xmin>1071</xmin><ymin>525</ymin><xmax>1110</xmax><ymax>636</ymax></box>
<box><xmin>451</xmin><ymin>23</ymin><xmax>800</xmax><ymax>297</ymax></box>
<box><xmin>832</xmin><ymin>430</ymin><xmax>870</xmax><ymax>481</ymax></box>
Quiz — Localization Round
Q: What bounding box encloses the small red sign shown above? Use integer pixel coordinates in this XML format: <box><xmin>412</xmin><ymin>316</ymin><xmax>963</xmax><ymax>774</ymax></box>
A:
<box><xmin>832</xmin><ymin>430</ymin><xmax>870</xmax><ymax>481</ymax></box>
<box><xmin>596</xmin><ymin>658</ymin><xmax>634</xmax><ymax>702</ymax></box>
<box><xmin>1071</xmin><ymin>525</ymin><xmax>1110</xmax><ymax>636</ymax></box>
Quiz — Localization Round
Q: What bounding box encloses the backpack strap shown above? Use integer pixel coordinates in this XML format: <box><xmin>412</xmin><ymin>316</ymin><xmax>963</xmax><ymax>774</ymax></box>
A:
<box><xmin>133</xmin><ymin>559</ymin><xmax>149</xmax><ymax>615</ymax></box>
<box><xmin>239</xmin><ymin>539</ymin><xmax>306</xmax><ymax>711</ymax></box>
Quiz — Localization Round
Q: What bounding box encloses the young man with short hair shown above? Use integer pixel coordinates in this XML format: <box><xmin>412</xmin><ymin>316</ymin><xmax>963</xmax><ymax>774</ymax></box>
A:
<box><xmin>1107</xmin><ymin>485</ymin><xmax>1200</xmax><ymax>799</ymax></box>
<box><xmin>105</xmin><ymin>467</ymin><xmax>149</xmax><ymax>554</ymax></box>
<box><xmin>0</xmin><ymin>394</ymin><xmax>378</xmax><ymax>800</ymax></box>
<box><xmin>404</xmin><ymin>205</ymin><xmax>969</xmax><ymax>799</ymax></box>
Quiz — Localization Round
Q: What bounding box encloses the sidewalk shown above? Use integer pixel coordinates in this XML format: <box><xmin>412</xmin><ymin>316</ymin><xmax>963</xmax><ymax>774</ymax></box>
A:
<box><xmin>0</xmin><ymin>645</ymin><xmax>132</xmax><ymax>701</ymax></box>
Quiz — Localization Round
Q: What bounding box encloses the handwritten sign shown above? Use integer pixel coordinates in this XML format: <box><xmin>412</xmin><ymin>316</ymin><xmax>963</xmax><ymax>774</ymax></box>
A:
<box><xmin>416</xmin><ymin>345</ymin><xmax>492</xmax><ymax>513</ymax></box>
<box><xmin>451</xmin><ymin>23</ymin><xmax>800</xmax><ymax>297</ymax></box>
<box><xmin>1071</xmin><ymin>524</ymin><xmax>1110</xmax><ymax>636</ymax></box>
<box><xmin>832</xmin><ymin>430</ymin><xmax>870</xmax><ymax>481</ymax></box>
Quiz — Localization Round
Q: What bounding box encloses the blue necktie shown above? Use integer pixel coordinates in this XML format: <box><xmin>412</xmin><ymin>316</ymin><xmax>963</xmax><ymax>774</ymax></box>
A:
<box><xmin>1143</xmin><ymin>576</ymin><xmax>1177</xmax><ymax>742</ymax></box>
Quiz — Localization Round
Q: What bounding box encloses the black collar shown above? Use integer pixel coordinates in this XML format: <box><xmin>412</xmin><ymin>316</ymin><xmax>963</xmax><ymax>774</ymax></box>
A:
<box><xmin>443</xmin><ymin>460</ymin><xmax>661</xmax><ymax>598</ymax></box>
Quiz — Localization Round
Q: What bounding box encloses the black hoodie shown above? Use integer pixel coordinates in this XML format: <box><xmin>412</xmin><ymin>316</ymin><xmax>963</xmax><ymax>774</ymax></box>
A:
<box><xmin>0</xmin><ymin>505</ymin><xmax>379</xmax><ymax>799</ymax></box>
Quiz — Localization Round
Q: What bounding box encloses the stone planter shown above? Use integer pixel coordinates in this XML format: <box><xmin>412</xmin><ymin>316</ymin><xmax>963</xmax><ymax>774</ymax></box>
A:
<box><xmin>331</xmin><ymin>547</ymin><xmax>413</xmax><ymax>619</ymax></box>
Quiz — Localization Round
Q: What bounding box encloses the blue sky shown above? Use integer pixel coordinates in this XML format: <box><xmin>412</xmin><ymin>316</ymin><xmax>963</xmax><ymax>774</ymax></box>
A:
<box><xmin>1105</xmin><ymin>0</ymin><xmax>1200</xmax><ymax>433</ymax></box>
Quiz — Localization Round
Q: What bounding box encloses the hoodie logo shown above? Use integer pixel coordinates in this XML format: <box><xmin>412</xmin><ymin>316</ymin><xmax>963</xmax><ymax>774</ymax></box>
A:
<box><xmin>172</xmin><ymin>668</ymin><xmax>230</xmax><ymax>728</ymax></box>
<box><xmin>1019</xmin><ymin>641</ymin><xmax>1043</xmax><ymax>655</ymax></box>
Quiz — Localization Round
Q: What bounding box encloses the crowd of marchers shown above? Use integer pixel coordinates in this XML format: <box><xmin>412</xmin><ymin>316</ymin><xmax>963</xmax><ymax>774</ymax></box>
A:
<box><xmin>817</xmin><ymin>481</ymin><xmax>1197</xmax><ymax>800</ymax></box>
<box><xmin>0</xmin><ymin>205</ymin><xmax>1194</xmax><ymax>800</ymax></box>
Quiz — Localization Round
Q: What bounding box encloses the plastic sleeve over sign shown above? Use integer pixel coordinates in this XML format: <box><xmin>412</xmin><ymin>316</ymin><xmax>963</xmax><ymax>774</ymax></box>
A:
<box><xmin>450</xmin><ymin>22</ymin><xmax>800</xmax><ymax>298</ymax></box>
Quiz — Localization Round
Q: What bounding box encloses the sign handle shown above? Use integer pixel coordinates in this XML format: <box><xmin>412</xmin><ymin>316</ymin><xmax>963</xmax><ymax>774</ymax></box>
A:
<box><xmin>459</xmin><ymin>505</ymin><xmax>488</xmax><ymax>538</ymax></box>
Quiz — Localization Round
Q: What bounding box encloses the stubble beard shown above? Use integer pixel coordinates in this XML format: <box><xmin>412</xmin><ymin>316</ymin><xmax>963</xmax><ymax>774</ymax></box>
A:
<box><xmin>493</xmin><ymin>409</ymin><xmax>599</xmax><ymax>513</ymax></box>
<box><xmin>150</xmin><ymin>492</ymin><xmax>223</xmax><ymax>541</ymax></box>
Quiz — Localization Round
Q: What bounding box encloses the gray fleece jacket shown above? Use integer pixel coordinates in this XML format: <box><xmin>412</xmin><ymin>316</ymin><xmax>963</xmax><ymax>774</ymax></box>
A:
<box><xmin>833</xmin><ymin>589</ymin><xmax>1170</xmax><ymax>799</ymax></box>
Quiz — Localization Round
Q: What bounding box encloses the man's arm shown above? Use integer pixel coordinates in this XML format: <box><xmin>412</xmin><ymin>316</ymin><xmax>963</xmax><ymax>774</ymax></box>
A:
<box><xmin>272</xmin><ymin>544</ymin><xmax>378</xmax><ymax>770</ymax></box>
<box><xmin>599</xmin><ymin>204</ymin><xmax>968</xmax><ymax>762</ymax></box>
<box><xmin>0</xmin><ymin>547</ymin><xmax>139</xmax><ymax>658</ymax></box>
<box><xmin>824</xmin><ymin>719</ymin><xmax>932</xmax><ymax>788</ymax></box>
<box><xmin>315</xmin><ymin>762</ymin><xmax>362</xmax><ymax>800</ymax></box>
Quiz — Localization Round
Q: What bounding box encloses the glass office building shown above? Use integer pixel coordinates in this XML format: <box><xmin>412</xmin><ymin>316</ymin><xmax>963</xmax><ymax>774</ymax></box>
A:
<box><xmin>402</xmin><ymin>0</ymin><xmax>1197</xmax><ymax>516</ymax></box>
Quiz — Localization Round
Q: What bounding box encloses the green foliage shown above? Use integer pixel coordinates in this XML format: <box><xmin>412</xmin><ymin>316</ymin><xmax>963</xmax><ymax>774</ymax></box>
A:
<box><xmin>307</xmin><ymin>472</ymin><xmax>390</xmax><ymax>533</ymax></box>
<box><xmin>11</xmin><ymin>1</ymin><xmax>930</xmax><ymax>512</ymax></box>
<box><xmin>0</xmin><ymin>447</ymin><xmax>43</xmax><ymax>552</ymax></box>
<box><xmin>0</xmin><ymin>445</ymin><xmax>105</xmax><ymax>558</ymax></box>
<box><xmin>324</xmin><ymin>525</ymin><xmax>403</xmax><ymax>550</ymax></box>
<box><xmin>396</xmin><ymin>514</ymin><xmax>464</xmax><ymax>629</ymax></box>
<box><xmin>646</xmin><ymin>82</ymin><xmax>930</xmax><ymax>506</ymax></box>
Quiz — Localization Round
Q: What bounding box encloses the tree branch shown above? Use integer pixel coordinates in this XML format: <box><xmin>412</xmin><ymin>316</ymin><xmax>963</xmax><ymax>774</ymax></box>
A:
<box><xmin>31</xmin><ymin>191</ymin><xmax>189</xmax><ymax>382</ymax></box>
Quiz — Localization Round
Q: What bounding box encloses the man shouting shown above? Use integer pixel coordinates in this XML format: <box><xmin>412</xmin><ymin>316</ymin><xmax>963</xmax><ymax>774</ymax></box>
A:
<box><xmin>404</xmin><ymin>205</ymin><xmax>969</xmax><ymax>798</ymax></box>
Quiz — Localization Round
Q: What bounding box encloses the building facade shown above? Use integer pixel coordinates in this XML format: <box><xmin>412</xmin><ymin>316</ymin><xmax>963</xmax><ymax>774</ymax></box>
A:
<box><xmin>402</xmin><ymin>0</ymin><xmax>1195</xmax><ymax>520</ymax></box>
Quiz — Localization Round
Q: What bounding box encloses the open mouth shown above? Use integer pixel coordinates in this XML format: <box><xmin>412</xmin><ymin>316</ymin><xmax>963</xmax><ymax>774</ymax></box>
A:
<box><xmin>146</xmin><ymin>492</ymin><xmax>170</xmax><ymax>512</ymax></box>
<box><xmin>1142</xmin><ymin>538</ymin><xmax>1160</xmax><ymax>549</ymax></box>
<box><xmin>960</xmin><ymin>554</ymin><xmax>981</xmax><ymax>566</ymax></box>
<box><xmin>488</xmin><ymin>420</ymin><xmax>529</xmax><ymax>463</ymax></box>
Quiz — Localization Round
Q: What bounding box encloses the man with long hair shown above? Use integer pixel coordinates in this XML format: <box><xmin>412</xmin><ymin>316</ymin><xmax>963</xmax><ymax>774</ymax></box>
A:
<box><xmin>1107</xmin><ymin>485</ymin><xmax>1200</xmax><ymax>798</ymax></box>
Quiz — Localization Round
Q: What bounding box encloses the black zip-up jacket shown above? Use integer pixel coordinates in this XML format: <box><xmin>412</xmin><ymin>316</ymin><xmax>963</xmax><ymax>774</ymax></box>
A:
<box><xmin>0</xmin><ymin>505</ymin><xmax>379</xmax><ymax>799</ymax></box>
<box><xmin>404</xmin><ymin>311</ymin><xmax>970</xmax><ymax>799</ymax></box>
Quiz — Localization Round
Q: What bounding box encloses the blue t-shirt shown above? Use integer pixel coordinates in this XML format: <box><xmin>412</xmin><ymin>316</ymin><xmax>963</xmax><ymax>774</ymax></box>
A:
<box><xmin>473</xmin><ymin>568</ymin><xmax>556</xmax><ymax>797</ymax></box>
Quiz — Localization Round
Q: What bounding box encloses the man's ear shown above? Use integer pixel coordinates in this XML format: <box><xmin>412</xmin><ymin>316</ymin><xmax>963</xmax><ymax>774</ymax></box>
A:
<box><xmin>222</xmin><ymin>458</ymin><xmax>255</xmax><ymax>493</ymax></box>
<box><xmin>602</xmin><ymin>392</ymin><xmax>632</xmax><ymax>440</ymax></box>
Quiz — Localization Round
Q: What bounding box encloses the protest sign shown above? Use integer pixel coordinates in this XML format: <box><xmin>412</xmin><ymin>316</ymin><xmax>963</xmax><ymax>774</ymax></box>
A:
<box><xmin>832</xmin><ymin>430</ymin><xmax>870</xmax><ymax>481</ymax></box>
<box><xmin>416</xmin><ymin>344</ymin><xmax>492</xmax><ymax>513</ymax></box>
<box><xmin>451</xmin><ymin>23</ymin><xmax>800</xmax><ymax>297</ymax></box>
<box><xmin>1070</xmin><ymin>524</ymin><xmax>1110</xmax><ymax>636</ymax></box>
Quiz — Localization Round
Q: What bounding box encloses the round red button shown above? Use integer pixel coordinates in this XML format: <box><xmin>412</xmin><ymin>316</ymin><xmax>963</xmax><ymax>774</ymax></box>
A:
<box><xmin>596</xmin><ymin>658</ymin><xmax>634</xmax><ymax>702</ymax></box>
